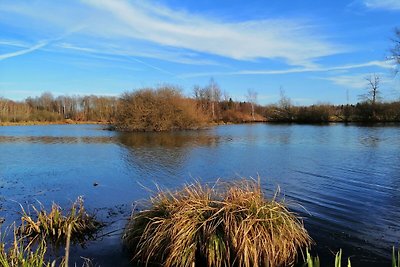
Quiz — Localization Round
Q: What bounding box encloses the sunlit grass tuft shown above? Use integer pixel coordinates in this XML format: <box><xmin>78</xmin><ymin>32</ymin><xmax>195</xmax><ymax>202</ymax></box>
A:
<box><xmin>1</xmin><ymin>197</ymin><xmax>101</xmax><ymax>267</ymax></box>
<box><xmin>0</xmin><ymin>226</ymin><xmax>54</xmax><ymax>267</ymax></box>
<box><xmin>123</xmin><ymin>179</ymin><xmax>312</xmax><ymax>267</ymax></box>
<box><xmin>18</xmin><ymin>197</ymin><xmax>101</xmax><ymax>246</ymax></box>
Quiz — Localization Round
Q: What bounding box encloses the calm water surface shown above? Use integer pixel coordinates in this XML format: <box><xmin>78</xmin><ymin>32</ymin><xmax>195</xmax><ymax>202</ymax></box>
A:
<box><xmin>1</xmin><ymin>123</ymin><xmax>400</xmax><ymax>266</ymax></box>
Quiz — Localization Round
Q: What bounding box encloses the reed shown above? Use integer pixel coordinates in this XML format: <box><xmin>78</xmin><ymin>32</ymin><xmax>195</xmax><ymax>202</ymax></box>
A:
<box><xmin>123</xmin><ymin>179</ymin><xmax>311</xmax><ymax>267</ymax></box>
<box><xmin>0</xmin><ymin>227</ymin><xmax>54</xmax><ymax>267</ymax></box>
<box><xmin>392</xmin><ymin>247</ymin><xmax>400</xmax><ymax>267</ymax></box>
<box><xmin>18</xmin><ymin>197</ymin><xmax>101</xmax><ymax>246</ymax></box>
<box><xmin>304</xmin><ymin>249</ymin><xmax>352</xmax><ymax>267</ymax></box>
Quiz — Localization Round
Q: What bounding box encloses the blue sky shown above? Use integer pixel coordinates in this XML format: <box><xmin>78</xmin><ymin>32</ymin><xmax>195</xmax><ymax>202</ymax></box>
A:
<box><xmin>0</xmin><ymin>0</ymin><xmax>399</xmax><ymax>105</ymax></box>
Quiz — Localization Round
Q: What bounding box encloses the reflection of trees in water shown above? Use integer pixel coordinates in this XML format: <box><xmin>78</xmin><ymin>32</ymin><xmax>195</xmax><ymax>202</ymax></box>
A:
<box><xmin>117</xmin><ymin>131</ymin><xmax>220</xmax><ymax>178</ymax></box>
<box><xmin>358</xmin><ymin>127</ymin><xmax>382</xmax><ymax>148</ymax></box>
<box><xmin>0</xmin><ymin>136</ymin><xmax>115</xmax><ymax>144</ymax></box>
<box><xmin>359</xmin><ymin>136</ymin><xmax>381</xmax><ymax>147</ymax></box>
<box><xmin>117</xmin><ymin>131</ymin><xmax>220</xmax><ymax>148</ymax></box>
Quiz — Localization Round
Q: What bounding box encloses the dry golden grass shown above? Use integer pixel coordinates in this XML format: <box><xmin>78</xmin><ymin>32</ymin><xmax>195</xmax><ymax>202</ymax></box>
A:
<box><xmin>18</xmin><ymin>197</ymin><xmax>101</xmax><ymax>246</ymax></box>
<box><xmin>123</xmin><ymin>179</ymin><xmax>311</xmax><ymax>267</ymax></box>
<box><xmin>0</xmin><ymin>226</ymin><xmax>54</xmax><ymax>267</ymax></box>
<box><xmin>1</xmin><ymin>198</ymin><xmax>101</xmax><ymax>267</ymax></box>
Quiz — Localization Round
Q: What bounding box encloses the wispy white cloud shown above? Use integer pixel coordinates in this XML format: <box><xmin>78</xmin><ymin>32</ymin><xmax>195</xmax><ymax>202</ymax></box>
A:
<box><xmin>56</xmin><ymin>42</ymin><xmax>177</xmax><ymax>76</ymax></box>
<box><xmin>362</xmin><ymin>0</ymin><xmax>400</xmax><ymax>10</ymax></box>
<box><xmin>56</xmin><ymin>42</ymin><xmax>221</xmax><ymax>66</ymax></box>
<box><xmin>321</xmin><ymin>74</ymin><xmax>372</xmax><ymax>89</ymax></box>
<box><xmin>320</xmin><ymin>72</ymin><xmax>396</xmax><ymax>91</ymax></box>
<box><xmin>0</xmin><ymin>31</ymin><xmax>75</xmax><ymax>61</ymax></box>
<box><xmin>81</xmin><ymin>0</ymin><xmax>343</xmax><ymax>67</ymax></box>
<box><xmin>179</xmin><ymin>60</ymin><xmax>394</xmax><ymax>78</ymax></box>
<box><xmin>0</xmin><ymin>41</ymin><xmax>48</xmax><ymax>61</ymax></box>
<box><xmin>0</xmin><ymin>0</ymin><xmax>344</xmax><ymax>67</ymax></box>
<box><xmin>0</xmin><ymin>40</ymin><xmax>28</xmax><ymax>48</ymax></box>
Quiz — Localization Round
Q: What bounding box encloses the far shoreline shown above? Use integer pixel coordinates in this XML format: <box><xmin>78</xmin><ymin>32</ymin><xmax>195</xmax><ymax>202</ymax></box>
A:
<box><xmin>0</xmin><ymin>120</ymin><xmax>109</xmax><ymax>127</ymax></box>
<box><xmin>2</xmin><ymin>119</ymin><xmax>400</xmax><ymax>129</ymax></box>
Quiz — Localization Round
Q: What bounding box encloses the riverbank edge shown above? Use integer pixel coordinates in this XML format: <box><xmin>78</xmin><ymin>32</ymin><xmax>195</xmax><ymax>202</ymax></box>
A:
<box><xmin>0</xmin><ymin>120</ymin><xmax>109</xmax><ymax>127</ymax></box>
<box><xmin>2</xmin><ymin>118</ymin><xmax>399</xmax><ymax>128</ymax></box>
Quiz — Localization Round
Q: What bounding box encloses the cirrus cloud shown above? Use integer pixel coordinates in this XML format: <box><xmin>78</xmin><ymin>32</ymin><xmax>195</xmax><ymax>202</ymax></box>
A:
<box><xmin>0</xmin><ymin>0</ymin><xmax>345</xmax><ymax>67</ymax></box>
<box><xmin>362</xmin><ymin>0</ymin><xmax>400</xmax><ymax>10</ymax></box>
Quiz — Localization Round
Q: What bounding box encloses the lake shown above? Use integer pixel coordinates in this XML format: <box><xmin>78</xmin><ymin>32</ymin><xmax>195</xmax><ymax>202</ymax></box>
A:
<box><xmin>1</xmin><ymin>123</ymin><xmax>400</xmax><ymax>266</ymax></box>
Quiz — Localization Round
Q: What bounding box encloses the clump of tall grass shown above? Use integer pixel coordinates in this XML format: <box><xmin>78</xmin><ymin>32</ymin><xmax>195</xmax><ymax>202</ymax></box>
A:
<box><xmin>123</xmin><ymin>179</ymin><xmax>312</xmax><ymax>267</ymax></box>
<box><xmin>304</xmin><ymin>249</ymin><xmax>351</xmax><ymax>267</ymax></box>
<box><xmin>0</xmin><ymin>227</ymin><xmax>54</xmax><ymax>267</ymax></box>
<box><xmin>18</xmin><ymin>197</ymin><xmax>101</xmax><ymax>246</ymax></box>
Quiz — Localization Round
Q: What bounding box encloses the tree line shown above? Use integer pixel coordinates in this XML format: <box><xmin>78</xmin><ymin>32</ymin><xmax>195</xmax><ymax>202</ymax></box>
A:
<box><xmin>0</xmin><ymin>93</ymin><xmax>118</xmax><ymax>123</ymax></box>
<box><xmin>1</xmin><ymin>81</ymin><xmax>400</xmax><ymax>129</ymax></box>
<box><xmin>0</xmin><ymin>81</ymin><xmax>267</xmax><ymax>128</ymax></box>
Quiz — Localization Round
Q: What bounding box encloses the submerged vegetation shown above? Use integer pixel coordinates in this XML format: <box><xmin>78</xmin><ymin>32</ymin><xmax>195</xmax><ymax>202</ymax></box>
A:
<box><xmin>123</xmin><ymin>179</ymin><xmax>311</xmax><ymax>267</ymax></box>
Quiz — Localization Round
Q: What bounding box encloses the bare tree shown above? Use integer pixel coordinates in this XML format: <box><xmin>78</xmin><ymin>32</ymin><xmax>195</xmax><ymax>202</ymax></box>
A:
<box><xmin>278</xmin><ymin>88</ymin><xmax>292</xmax><ymax>112</ymax></box>
<box><xmin>361</xmin><ymin>74</ymin><xmax>381</xmax><ymax>105</ymax></box>
<box><xmin>389</xmin><ymin>27</ymin><xmax>400</xmax><ymax>76</ymax></box>
<box><xmin>38</xmin><ymin>92</ymin><xmax>54</xmax><ymax>111</ymax></box>
<box><xmin>246</xmin><ymin>89</ymin><xmax>258</xmax><ymax>120</ymax></box>
<box><xmin>276</xmin><ymin>87</ymin><xmax>293</xmax><ymax>121</ymax></box>
<box><xmin>209</xmin><ymin>78</ymin><xmax>221</xmax><ymax>120</ymax></box>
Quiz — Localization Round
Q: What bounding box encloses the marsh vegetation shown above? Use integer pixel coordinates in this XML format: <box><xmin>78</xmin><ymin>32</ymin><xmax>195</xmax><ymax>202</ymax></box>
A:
<box><xmin>0</xmin><ymin>197</ymin><xmax>101</xmax><ymax>267</ymax></box>
<box><xmin>123</xmin><ymin>179</ymin><xmax>311</xmax><ymax>267</ymax></box>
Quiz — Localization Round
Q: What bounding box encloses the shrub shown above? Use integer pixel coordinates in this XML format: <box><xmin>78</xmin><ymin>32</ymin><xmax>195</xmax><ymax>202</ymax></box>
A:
<box><xmin>115</xmin><ymin>87</ymin><xmax>207</xmax><ymax>132</ymax></box>
<box><xmin>295</xmin><ymin>105</ymin><xmax>332</xmax><ymax>123</ymax></box>
<box><xmin>123</xmin><ymin>179</ymin><xmax>311</xmax><ymax>267</ymax></box>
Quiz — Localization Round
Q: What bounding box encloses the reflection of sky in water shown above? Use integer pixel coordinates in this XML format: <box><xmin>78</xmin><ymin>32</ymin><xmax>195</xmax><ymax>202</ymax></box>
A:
<box><xmin>0</xmin><ymin>123</ymin><xmax>400</xmax><ymax>265</ymax></box>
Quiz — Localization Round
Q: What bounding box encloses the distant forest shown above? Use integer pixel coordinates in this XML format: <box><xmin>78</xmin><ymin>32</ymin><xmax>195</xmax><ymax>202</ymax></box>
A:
<box><xmin>1</xmin><ymin>81</ymin><xmax>400</xmax><ymax>129</ymax></box>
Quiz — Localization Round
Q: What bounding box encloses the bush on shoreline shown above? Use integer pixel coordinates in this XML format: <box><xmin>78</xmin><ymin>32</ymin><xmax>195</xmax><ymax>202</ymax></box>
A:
<box><xmin>115</xmin><ymin>87</ymin><xmax>208</xmax><ymax>132</ymax></box>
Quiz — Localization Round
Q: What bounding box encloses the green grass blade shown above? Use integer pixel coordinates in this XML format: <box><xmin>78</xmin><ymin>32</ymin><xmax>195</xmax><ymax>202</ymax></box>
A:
<box><xmin>335</xmin><ymin>249</ymin><xmax>342</xmax><ymax>267</ymax></box>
